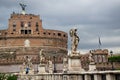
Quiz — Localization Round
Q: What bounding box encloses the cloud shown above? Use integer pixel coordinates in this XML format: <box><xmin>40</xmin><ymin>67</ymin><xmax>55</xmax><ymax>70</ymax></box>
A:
<box><xmin>28</xmin><ymin>0</ymin><xmax>120</xmax><ymax>26</ymax></box>
<box><xmin>0</xmin><ymin>0</ymin><xmax>120</xmax><ymax>53</ymax></box>
<box><xmin>0</xmin><ymin>0</ymin><xmax>18</xmax><ymax>8</ymax></box>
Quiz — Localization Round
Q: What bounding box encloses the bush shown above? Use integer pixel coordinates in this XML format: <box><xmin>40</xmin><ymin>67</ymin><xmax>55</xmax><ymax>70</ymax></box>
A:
<box><xmin>0</xmin><ymin>73</ymin><xmax>17</xmax><ymax>80</ymax></box>
<box><xmin>7</xmin><ymin>75</ymin><xmax>17</xmax><ymax>80</ymax></box>
<box><xmin>108</xmin><ymin>56</ymin><xmax>120</xmax><ymax>62</ymax></box>
<box><xmin>0</xmin><ymin>73</ymin><xmax>6</xmax><ymax>80</ymax></box>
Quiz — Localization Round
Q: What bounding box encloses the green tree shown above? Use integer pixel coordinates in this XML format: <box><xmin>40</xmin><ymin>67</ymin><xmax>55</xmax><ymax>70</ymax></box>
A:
<box><xmin>7</xmin><ymin>75</ymin><xmax>17</xmax><ymax>80</ymax></box>
<box><xmin>0</xmin><ymin>73</ymin><xmax>17</xmax><ymax>80</ymax></box>
<box><xmin>0</xmin><ymin>73</ymin><xmax>6</xmax><ymax>80</ymax></box>
<box><xmin>108</xmin><ymin>56</ymin><xmax>120</xmax><ymax>62</ymax></box>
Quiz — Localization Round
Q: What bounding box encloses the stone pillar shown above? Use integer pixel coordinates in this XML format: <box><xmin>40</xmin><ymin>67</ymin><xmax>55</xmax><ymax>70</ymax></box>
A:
<box><xmin>77</xmin><ymin>75</ymin><xmax>81</xmax><ymax>80</ymax></box>
<box><xmin>63</xmin><ymin>57</ymin><xmax>68</xmax><ymax>73</ymax></box>
<box><xmin>94</xmin><ymin>74</ymin><xmax>102</xmax><ymax>80</ymax></box>
<box><xmin>48</xmin><ymin>60</ymin><xmax>53</xmax><ymax>73</ymax></box>
<box><xmin>36</xmin><ymin>75</ymin><xmax>38</xmax><ymax>80</ymax></box>
<box><xmin>38</xmin><ymin>64</ymin><xmax>46</xmax><ymax>74</ymax></box>
<box><xmin>68</xmin><ymin>53</ymin><xmax>84</xmax><ymax>73</ymax></box>
<box><xmin>106</xmin><ymin>74</ymin><xmax>115</xmax><ymax>80</ymax></box>
<box><xmin>89</xmin><ymin>63</ymin><xmax>96</xmax><ymax>71</ymax></box>
<box><xmin>51</xmin><ymin>74</ymin><xmax>54</xmax><ymax>80</ymax></box>
<box><xmin>85</xmin><ymin>74</ymin><xmax>91</xmax><ymax>80</ymax></box>
<box><xmin>78</xmin><ymin>75</ymin><xmax>83</xmax><ymax>80</ymax></box>
<box><xmin>59</xmin><ymin>74</ymin><xmax>62</xmax><ymax>80</ymax></box>
<box><xmin>63</xmin><ymin>75</ymin><xmax>67</xmax><ymax>80</ymax></box>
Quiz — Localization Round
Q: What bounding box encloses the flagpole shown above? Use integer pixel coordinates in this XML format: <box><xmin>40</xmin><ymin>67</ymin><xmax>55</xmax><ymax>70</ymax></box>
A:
<box><xmin>98</xmin><ymin>36</ymin><xmax>101</xmax><ymax>49</ymax></box>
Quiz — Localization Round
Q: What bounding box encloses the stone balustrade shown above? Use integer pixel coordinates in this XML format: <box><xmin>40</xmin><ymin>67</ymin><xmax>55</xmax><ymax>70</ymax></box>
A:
<box><xmin>18</xmin><ymin>70</ymin><xmax>120</xmax><ymax>80</ymax></box>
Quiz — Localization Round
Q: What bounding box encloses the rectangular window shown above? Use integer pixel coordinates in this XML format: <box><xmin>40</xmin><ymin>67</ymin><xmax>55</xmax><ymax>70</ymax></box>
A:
<box><xmin>28</xmin><ymin>30</ymin><xmax>31</xmax><ymax>34</ymax></box>
<box><xmin>36</xmin><ymin>22</ymin><xmax>39</xmax><ymax>31</ymax></box>
<box><xmin>36</xmin><ymin>26</ymin><xmax>39</xmax><ymax>31</ymax></box>
<box><xmin>21</xmin><ymin>30</ymin><xmax>31</xmax><ymax>34</ymax></box>
<box><xmin>13</xmin><ymin>29</ymin><xmax>16</xmax><ymax>31</ymax></box>
<box><xmin>28</xmin><ymin>22</ymin><xmax>31</xmax><ymax>27</ymax></box>
<box><xmin>21</xmin><ymin>22</ymin><xmax>24</xmax><ymax>27</ymax></box>
<box><xmin>13</xmin><ymin>24</ymin><xmax>16</xmax><ymax>27</ymax></box>
<box><xmin>25</xmin><ymin>30</ymin><xmax>27</xmax><ymax>34</ymax></box>
<box><xmin>36</xmin><ymin>22</ymin><xmax>39</xmax><ymax>27</ymax></box>
<box><xmin>58</xmin><ymin>33</ymin><xmax>61</xmax><ymax>36</ymax></box>
<box><xmin>21</xmin><ymin>30</ymin><xmax>24</xmax><ymax>34</ymax></box>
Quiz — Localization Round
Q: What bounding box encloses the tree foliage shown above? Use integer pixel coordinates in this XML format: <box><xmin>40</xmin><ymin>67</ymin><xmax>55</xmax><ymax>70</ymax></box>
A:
<box><xmin>0</xmin><ymin>73</ymin><xmax>17</xmax><ymax>80</ymax></box>
<box><xmin>7</xmin><ymin>75</ymin><xmax>17</xmax><ymax>80</ymax></box>
<box><xmin>108</xmin><ymin>56</ymin><xmax>120</xmax><ymax>62</ymax></box>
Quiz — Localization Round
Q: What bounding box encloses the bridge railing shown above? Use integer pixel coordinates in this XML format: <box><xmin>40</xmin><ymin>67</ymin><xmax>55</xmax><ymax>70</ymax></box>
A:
<box><xmin>18</xmin><ymin>70</ymin><xmax>120</xmax><ymax>80</ymax></box>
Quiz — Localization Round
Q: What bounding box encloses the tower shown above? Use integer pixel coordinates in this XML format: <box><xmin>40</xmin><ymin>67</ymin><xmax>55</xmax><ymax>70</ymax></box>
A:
<box><xmin>0</xmin><ymin>3</ymin><xmax>68</xmax><ymax>73</ymax></box>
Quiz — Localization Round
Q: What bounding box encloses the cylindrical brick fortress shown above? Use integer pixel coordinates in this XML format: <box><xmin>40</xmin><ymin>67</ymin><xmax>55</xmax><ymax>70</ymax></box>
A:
<box><xmin>0</xmin><ymin>13</ymin><xmax>68</xmax><ymax>72</ymax></box>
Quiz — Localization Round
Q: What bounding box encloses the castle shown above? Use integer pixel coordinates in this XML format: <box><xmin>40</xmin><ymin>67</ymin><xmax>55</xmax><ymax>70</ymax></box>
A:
<box><xmin>0</xmin><ymin>3</ymin><xmax>120</xmax><ymax>74</ymax></box>
<box><xmin>0</xmin><ymin>3</ymin><xmax>68</xmax><ymax>73</ymax></box>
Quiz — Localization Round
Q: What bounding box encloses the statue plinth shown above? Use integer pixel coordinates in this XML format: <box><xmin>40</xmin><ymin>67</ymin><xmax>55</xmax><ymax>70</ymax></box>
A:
<box><xmin>38</xmin><ymin>64</ymin><xmax>46</xmax><ymax>74</ymax></box>
<box><xmin>48</xmin><ymin>67</ymin><xmax>53</xmax><ymax>73</ymax></box>
<box><xmin>69</xmin><ymin>51</ymin><xmax>80</xmax><ymax>58</ymax></box>
<box><xmin>21</xmin><ymin>10</ymin><xmax>26</xmax><ymax>15</ymax></box>
<box><xmin>89</xmin><ymin>52</ymin><xmax>96</xmax><ymax>71</ymax></box>
<box><xmin>68</xmin><ymin>51</ymin><xmax>84</xmax><ymax>73</ymax></box>
<box><xmin>38</xmin><ymin>49</ymin><xmax>47</xmax><ymax>74</ymax></box>
<box><xmin>48</xmin><ymin>60</ymin><xmax>53</xmax><ymax>73</ymax></box>
<box><xmin>89</xmin><ymin>62</ymin><xmax>96</xmax><ymax>71</ymax></box>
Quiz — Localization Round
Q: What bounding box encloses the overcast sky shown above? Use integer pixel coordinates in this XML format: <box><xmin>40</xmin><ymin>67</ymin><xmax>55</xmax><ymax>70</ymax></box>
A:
<box><xmin>0</xmin><ymin>0</ymin><xmax>120</xmax><ymax>54</ymax></box>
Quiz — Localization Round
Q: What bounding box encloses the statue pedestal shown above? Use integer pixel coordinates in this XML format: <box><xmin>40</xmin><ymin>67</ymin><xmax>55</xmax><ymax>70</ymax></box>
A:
<box><xmin>48</xmin><ymin>67</ymin><xmax>53</xmax><ymax>73</ymax></box>
<box><xmin>68</xmin><ymin>52</ymin><xmax>84</xmax><ymax>73</ymax></box>
<box><xmin>62</xmin><ymin>58</ymin><xmax>68</xmax><ymax>73</ymax></box>
<box><xmin>38</xmin><ymin>64</ymin><xmax>46</xmax><ymax>74</ymax></box>
<box><xmin>89</xmin><ymin>62</ymin><xmax>96</xmax><ymax>71</ymax></box>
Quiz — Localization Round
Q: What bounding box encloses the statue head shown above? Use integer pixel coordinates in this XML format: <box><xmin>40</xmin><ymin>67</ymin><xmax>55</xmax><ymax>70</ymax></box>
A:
<box><xmin>69</xmin><ymin>28</ymin><xmax>78</xmax><ymax>37</ymax></box>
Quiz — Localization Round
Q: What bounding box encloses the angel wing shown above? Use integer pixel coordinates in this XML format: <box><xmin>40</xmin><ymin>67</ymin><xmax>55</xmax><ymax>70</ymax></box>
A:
<box><xmin>69</xmin><ymin>29</ymin><xmax>73</xmax><ymax>37</ymax></box>
<box><xmin>19</xmin><ymin>3</ymin><xmax>27</xmax><ymax>10</ymax></box>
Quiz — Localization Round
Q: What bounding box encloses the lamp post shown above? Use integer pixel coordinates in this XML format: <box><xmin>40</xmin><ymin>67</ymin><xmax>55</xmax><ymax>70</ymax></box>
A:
<box><xmin>53</xmin><ymin>56</ymin><xmax>57</xmax><ymax>73</ymax></box>
<box><xmin>110</xmin><ymin>51</ymin><xmax>114</xmax><ymax>70</ymax></box>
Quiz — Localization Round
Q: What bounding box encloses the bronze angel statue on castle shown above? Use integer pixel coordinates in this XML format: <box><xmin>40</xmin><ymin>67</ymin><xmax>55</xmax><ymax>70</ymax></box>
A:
<box><xmin>19</xmin><ymin>3</ymin><xmax>27</xmax><ymax>11</ymax></box>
